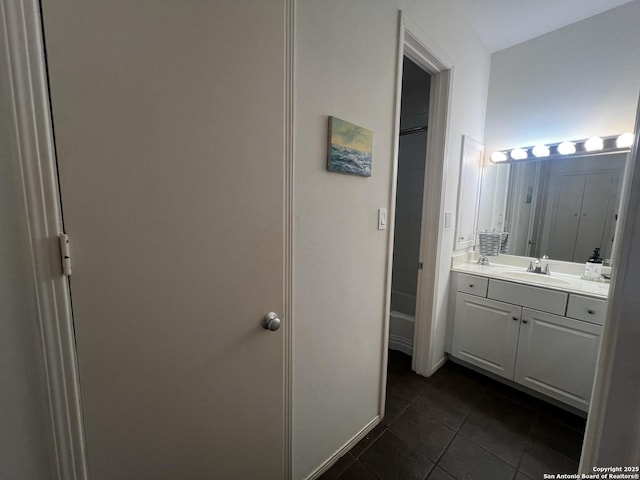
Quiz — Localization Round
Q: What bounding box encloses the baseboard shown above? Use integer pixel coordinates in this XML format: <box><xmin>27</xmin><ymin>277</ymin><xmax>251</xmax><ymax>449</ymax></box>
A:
<box><xmin>305</xmin><ymin>416</ymin><xmax>380</xmax><ymax>480</ymax></box>
<box><xmin>429</xmin><ymin>354</ymin><xmax>448</xmax><ymax>376</ymax></box>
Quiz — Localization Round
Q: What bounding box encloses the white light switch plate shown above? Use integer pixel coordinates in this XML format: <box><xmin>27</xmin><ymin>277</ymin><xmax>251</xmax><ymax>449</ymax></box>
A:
<box><xmin>378</xmin><ymin>208</ymin><xmax>387</xmax><ymax>230</ymax></box>
<box><xmin>444</xmin><ymin>212</ymin><xmax>452</xmax><ymax>229</ymax></box>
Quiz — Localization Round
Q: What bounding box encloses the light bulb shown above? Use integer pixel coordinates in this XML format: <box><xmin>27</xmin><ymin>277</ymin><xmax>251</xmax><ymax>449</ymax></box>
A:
<box><xmin>510</xmin><ymin>148</ymin><xmax>528</xmax><ymax>160</ymax></box>
<box><xmin>490</xmin><ymin>151</ymin><xmax>507</xmax><ymax>163</ymax></box>
<box><xmin>557</xmin><ymin>142</ymin><xmax>576</xmax><ymax>155</ymax></box>
<box><xmin>584</xmin><ymin>137</ymin><xmax>604</xmax><ymax>152</ymax></box>
<box><xmin>532</xmin><ymin>145</ymin><xmax>550</xmax><ymax>157</ymax></box>
<box><xmin>617</xmin><ymin>133</ymin><xmax>634</xmax><ymax>149</ymax></box>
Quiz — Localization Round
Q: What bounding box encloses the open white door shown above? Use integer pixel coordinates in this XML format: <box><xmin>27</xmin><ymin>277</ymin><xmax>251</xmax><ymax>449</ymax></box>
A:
<box><xmin>40</xmin><ymin>1</ymin><xmax>290</xmax><ymax>478</ymax></box>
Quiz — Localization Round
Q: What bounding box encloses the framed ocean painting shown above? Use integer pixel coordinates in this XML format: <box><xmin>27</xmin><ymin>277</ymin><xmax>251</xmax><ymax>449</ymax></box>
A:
<box><xmin>327</xmin><ymin>116</ymin><xmax>372</xmax><ymax>177</ymax></box>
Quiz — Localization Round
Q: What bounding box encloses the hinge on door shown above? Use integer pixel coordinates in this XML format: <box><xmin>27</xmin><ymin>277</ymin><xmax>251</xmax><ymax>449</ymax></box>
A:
<box><xmin>58</xmin><ymin>234</ymin><xmax>72</xmax><ymax>276</ymax></box>
<box><xmin>418</xmin><ymin>262</ymin><xmax>423</xmax><ymax>270</ymax></box>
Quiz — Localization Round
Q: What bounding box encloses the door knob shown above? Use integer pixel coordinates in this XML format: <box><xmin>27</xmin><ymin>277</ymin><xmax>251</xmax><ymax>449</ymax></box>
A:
<box><xmin>262</xmin><ymin>312</ymin><xmax>281</xmax><ymax>331</ymax></box>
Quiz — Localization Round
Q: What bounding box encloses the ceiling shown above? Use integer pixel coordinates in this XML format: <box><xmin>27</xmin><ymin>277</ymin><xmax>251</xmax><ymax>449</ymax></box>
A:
<box><xmin>457</xmin><ymin>0</ymin><xmax>637</xmax><ymax>52</ymax></box>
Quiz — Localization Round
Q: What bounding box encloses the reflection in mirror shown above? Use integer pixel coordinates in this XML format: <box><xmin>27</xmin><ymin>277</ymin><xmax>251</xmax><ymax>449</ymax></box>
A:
<box><xmin>478</xmin><ymin>152</ymin><xmax>627</xmax><ymax>263</ymax></box>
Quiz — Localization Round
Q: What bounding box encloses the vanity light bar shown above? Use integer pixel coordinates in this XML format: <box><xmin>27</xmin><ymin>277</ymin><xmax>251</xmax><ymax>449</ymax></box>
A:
<box><xmin>490</xmin><ymin>133</ymin><xmax>634</xmax><ymax>164</ymax></box>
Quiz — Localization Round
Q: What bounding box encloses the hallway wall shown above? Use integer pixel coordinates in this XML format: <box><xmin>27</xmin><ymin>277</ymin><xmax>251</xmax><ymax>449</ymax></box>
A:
<box><xmin>294</xmin><ymin>1</ymin><xmax>491</xmax><ymax>477</ymax></box>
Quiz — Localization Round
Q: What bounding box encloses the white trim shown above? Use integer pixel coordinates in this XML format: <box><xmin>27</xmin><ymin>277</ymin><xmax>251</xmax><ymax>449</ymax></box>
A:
<box><xmin>1</xmin><ymin>1</ymin><xmax>87</xmax><ymax>479</ymax></box>
<box><xmin>579</xmin><ymin>100</ymin><xmax>640</xmax><ymax>471</ymax></box>
<box><xmin>283</xmin><ymin>0</ymin><xmax>295</xmax><ymax>478</ymax></box>
<box><xmin>379</xmin><ymin>11</ymin><xmax>453</xmax><ymax>402</ymax></box>
<box><xmin>403</xmin><ymin>22</ymin><xmax>454</xmax><ymax>378</ymax></box>
<box><xmin>381</xmin><ymin>11</ymin><xmax>454</xmax><ymax>418</ymax></box>
<box><xmin>304</xmin><ymin>416</ymin><xmax>381</xmax><ymax>480</ymax></box>
<box><xmin>430</xmin><ymin>354</ymin><xmax>448</xmax><ymax>374</ymax></box>
<box><xmin>415</xmin><ymin>68</ymin><xmax>452</xmax><ymax>377</ymax></box>
<box><xmin>402</xmin><ymin>16</ymin><xmax>454</xmax><ymax>73</ymax></box>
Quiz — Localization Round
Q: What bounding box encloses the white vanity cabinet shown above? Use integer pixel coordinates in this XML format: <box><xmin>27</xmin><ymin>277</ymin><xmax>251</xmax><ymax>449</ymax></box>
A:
<box><xmin>451</xmin><ymin>272</ymin><xmax>605</xmax><ymax>411</ymax></box>
<box><xmin>452</xmin><ymin>294</ymin><xmax>521</xmax><ymax>380</ymax></box>
<box><xmin>514</xmin><ymin>308</ymin><xmax>602</xmax><ymax>410</ymax></box>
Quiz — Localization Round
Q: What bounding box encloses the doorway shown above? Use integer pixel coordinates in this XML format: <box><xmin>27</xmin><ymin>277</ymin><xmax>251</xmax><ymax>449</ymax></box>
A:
<box><xmin>36</xmin><ymin>1</ymin><xmax>294</xmax><ymax>478</ymax></box>
<box><xmin>388</xmin><ymin>57</ymin><xmax>430</xmax><ymax>360</ymax></box>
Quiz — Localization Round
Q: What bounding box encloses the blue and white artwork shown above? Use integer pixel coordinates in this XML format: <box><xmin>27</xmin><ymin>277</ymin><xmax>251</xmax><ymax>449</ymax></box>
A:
<box><xmin>327</xmin><ymin>116</ymin><xmax>372</xmax><ymax>177</ymax></box>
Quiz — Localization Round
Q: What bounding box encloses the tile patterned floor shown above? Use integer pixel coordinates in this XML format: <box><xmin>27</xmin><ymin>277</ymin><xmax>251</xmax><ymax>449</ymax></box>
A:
<box><xmin>320</xmin><ymin>351</ymin><xmax>586</xmax><ymax>480</ymax></box>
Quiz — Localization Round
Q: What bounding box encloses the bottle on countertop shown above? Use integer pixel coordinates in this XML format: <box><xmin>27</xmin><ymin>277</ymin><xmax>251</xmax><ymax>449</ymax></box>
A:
<box><xmin>583</xmin><ymin>247</ymin><xmax>603</xmax><ymax>281</ymax></box>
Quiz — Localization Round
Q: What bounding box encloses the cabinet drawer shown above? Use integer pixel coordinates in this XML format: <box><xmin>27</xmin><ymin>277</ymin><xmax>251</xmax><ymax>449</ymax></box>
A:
<box><xmin>566</xmin><ymin>295</ymin><xmax>608</xmax><ymax>325</ymax></box>
<box><xmin>488</xmin><ymin>279</ymin><xmax>567</xmax><ymax>316</ymax></box>
<box><xmin>456</xmin><ymin>273</ymin><xmax>488</xmax><ymax>297</ymax></box>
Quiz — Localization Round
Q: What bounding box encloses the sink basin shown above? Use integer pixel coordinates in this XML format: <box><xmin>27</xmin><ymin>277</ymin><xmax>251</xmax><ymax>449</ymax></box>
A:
<box><xmin>498</xmin><ymin>270</ymin><xmax>572</xmax><ymax>287</ymax></box>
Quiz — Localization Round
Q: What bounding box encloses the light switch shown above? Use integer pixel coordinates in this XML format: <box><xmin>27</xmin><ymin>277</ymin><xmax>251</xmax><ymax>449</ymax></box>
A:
<box><xmin>444</xmin><ymin>212</ymin><xmax>452</xmax><ymax>229</ymax></box>
<box><xmin>378</xmin><ymin>208</ymin><xmax>387</xmax><ymax>230</ymax></box>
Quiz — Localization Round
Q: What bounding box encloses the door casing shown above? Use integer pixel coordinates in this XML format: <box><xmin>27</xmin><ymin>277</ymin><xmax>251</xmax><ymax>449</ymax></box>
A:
<box><xmin>381</xmin><ymin>13</ymin><xmax>454</xmax><ymax>419</ymax></box>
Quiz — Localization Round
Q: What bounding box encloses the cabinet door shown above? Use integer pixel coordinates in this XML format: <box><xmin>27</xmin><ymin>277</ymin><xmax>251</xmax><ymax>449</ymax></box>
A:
<box><xmin>515</xmin><ymin>309</ymin><xmax>602</xmax><ymax>411</ymax></box>
<box><xmin>452</xmin><ymin>294</ymin><xmax>522</xmax><ymax>380</ymax></box>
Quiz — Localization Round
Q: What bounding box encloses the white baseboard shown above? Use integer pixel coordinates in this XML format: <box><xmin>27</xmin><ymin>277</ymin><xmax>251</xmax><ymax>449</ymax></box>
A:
<box><xmin>429</xmin><ymin>354</ymin><xmax>448</xmax><ymax>376</ymax></box>
<box><xmin>305</xmin><ymin>416</ymin><xmax>380</xmax><ymax>480</ymax></box>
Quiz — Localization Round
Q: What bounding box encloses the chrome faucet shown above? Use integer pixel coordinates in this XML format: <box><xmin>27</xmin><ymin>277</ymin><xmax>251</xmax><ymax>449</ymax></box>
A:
<box><xmin>527</xmin><ymin>255</ymin><xmax>550</xmax><ymax>275</ymax></box>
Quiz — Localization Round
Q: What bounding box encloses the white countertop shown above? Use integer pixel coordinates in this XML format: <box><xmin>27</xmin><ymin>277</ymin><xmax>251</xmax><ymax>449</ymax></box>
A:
<box><xmin>451</xmin><ymin>257</ymin><xmax>610</xmax><ymax>300</ymax></box>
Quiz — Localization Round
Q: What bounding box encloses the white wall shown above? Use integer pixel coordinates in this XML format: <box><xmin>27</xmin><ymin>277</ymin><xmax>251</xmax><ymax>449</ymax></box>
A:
<box><xmin>0</xmin><ymin>23</ymin><xmax>54</xmax><ymax>479</ymax></box>
<box><xmin>293</xmin><ymin>0</ymin><xmax>491</xmax><ymax>477</ymax></box>
<box><xmin>484</xmin><ymin>1</ymin><xmax>640</xmax><ymax>155</ymax></box>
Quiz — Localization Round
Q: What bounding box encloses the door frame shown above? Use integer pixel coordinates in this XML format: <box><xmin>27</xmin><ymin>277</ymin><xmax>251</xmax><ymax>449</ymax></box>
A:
<box><xmin>3</xmin><ymin>0</ymin><xmax>295</xmax><ymax>478</ymax></box>
<box><xmin>1</xmin><ymin>1</ymin><xmax>87</xmax><ymax>478</ymax></box>
<box><xmin>579</xmin><ymin>105</ymin><xmax>640</xmax><ymax>471</ymax></box>
<box><xmin>381</xmin><ymin>10</ymin><xmax>454</xmax><ymax>413</ymax></box>
<box><xmin>283</xmin><ymin>0</ymin><xmax>295</xmax><ymax>477</ymax></box>
<box><xmin>407</xmin><ymin>27</ymin><xmax>453</xmax><ymax>378</ymax></box>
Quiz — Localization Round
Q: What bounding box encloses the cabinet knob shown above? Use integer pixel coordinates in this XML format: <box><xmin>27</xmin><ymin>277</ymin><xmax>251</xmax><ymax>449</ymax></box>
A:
<box><xmin>522</xmin><ymin>319</ymin><xmax>529</xmax><ymax>324</ymax></box>
<box><xmin>512</xmin><ymin>316</ymin><xmax>519</xmax><ymax>321</ymax></box>
<box><xmin>469</xmin><ymin>284</ymin><xmax>474</xmax><ymax>288</ymax></box>
<box><xmin>587</xmin><ymin>309</ymin><xmax>595</xmax><ymax>315</ymax></box>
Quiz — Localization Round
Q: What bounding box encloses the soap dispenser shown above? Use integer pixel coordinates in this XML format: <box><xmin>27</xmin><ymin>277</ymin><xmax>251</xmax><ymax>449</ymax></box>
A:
<box><xmin>583</xmin><ymin>248</ymin><xmax>603</xmax><ymax>281</ymax></box>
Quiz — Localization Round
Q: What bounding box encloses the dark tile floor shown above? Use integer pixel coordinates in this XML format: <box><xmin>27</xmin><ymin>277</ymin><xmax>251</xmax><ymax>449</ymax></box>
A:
<box><xmin>320</xmin><ymin>350</ymin><xmax>586</xmax><ymax>480</ymax></box>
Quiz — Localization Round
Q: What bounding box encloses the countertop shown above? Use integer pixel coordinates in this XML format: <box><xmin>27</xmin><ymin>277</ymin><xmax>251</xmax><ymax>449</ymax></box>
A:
<box><xmin>451</xmin><ymin>258</ymin><xmax>610</xmax><ymax>300</ymax></box>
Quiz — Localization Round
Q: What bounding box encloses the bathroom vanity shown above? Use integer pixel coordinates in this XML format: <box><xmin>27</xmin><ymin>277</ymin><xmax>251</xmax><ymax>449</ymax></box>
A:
<box><xmin>448</xmin><ymin>258</ymin><xmax>609</xmax><ymax>411</ymax></box>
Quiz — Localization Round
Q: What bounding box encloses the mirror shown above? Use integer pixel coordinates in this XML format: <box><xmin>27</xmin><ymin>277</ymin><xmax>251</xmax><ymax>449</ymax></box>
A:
<box><xmin>455</xmin><ymin>135</ymin><xmax>484</xmax><ymax>251</ymax></box>
<box><xmin>478</xmin><ymin>151</ymin><xmax>627</xmax><ymax>263</ymax></box>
